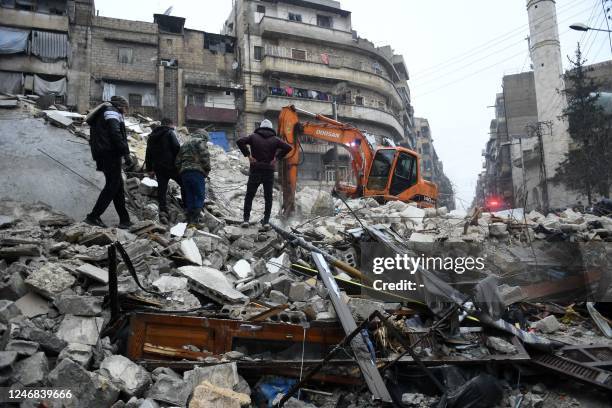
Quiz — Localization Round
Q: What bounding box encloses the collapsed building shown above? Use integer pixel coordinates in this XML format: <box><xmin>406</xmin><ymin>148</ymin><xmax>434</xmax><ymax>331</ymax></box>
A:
<box><xmin>0</xmin><ymin>94</ymin><xmax>611</xmax><ymax>407</ymax></box>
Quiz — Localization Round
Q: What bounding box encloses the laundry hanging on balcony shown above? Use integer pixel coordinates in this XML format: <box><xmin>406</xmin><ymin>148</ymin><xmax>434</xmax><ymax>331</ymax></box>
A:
<box><xmin>33</xmin><ymin>75</ymin><xmax>66</xmax><ymax>96</ymax></box>
<box><xmin>0</xmin><ymin>71</ymin><xmax>24</xmax><ymax>94</ymax></box>
<box><xmin>31</xmin><ymin>30</ymin><xmax>69</xmax><ymax>61</ymax></box>
<box><xmin>0</xmin><ymin>27</ymin><xmax>29</xmax><ymax>54</ymax></box>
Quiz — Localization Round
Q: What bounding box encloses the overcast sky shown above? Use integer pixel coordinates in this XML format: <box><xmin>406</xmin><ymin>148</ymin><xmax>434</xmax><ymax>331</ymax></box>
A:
<box><xmin>97</xmin><ymin>0</ymin><xmax>609</xmax><ymax>210</ymax></box>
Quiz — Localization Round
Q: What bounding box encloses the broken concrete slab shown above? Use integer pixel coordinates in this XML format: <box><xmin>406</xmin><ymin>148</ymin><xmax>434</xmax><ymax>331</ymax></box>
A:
<box><xmin>14</xmin><ymin>318</ymin><xmax>67</xmax><ymax>354</ymax></box>
<box><xmin>184</xmin><ymin>362</ymin><xmax>239</xmax><ymax>390</ymax></box>
<box><xmin>48</xmin><ymin>357</ymin><xmax>120</xmax><ymax>408</ymax></box>
<box><xmin>0</xmin><ymin>244</ymin><xmax>41</xmax><ymax>259</ymax></box>
<box><xmin>181</xmin><ymin>238</ymin><xmax>203</xmax><ymax>265</ymax></box>
<box><xmin>55</xmin><ymin>295</ymin><xmax>103</xmax><ymax>316</ymax></box>
<box><xmin>14</xmin><ymin>292</ymin><xmax>50</xmax><ymax>317</ymax></box>
<box><xmin>99</xmin><ymin>355</ymin><xmax>152</xmax><ymax>397</ymax></box>
<box><xmin>0</xmin><ymin>299</ymin><xmax>21</xmax><ymax>323</ymax></box>
<box><xmin>348</xmin><ymin>298</ymin><xmax>385</xmax><ymax>321</ymax></box>
<box><xmin>6</xmin><ymin>340</ymin><xmax>39</xmax><ymax>357</ymax></box>
<box><xmin>288</xmin><ymin>282</ymin><xmax>315</xmax><ymax>302</ymax></box>
<box><xmin>12</xmin><ymin>352</ymin><xmax>48</xmax><ymax>386</ymax></box>
<box><xmin>0</xmin><ymin>269</ymin><xmax>28</xmax><ymax>300</ymax></box>
<box><xmin>56</xmin><ymin>315</ymin><xmax>104</xmax><ymax>346</ymax></box>
<box><xmin>152</xmin><ymin>275</ymin><xmax>188</xmax><ymax>292</ymax></box>
<box><xmin>269</xmin><ymin>290</ymin><xmax>288</xmax><ymax>304</ymax></box>
<box><xmin>486</xmin><ymin>336</ymin><xmax>517</xmax><ymax>354</ymax></box>
<box><xmin>189</xmin><ymin>380</ymin><xmax>251</xmax><ymax>408</ymax></box>
<box><xmin>0</xmin><ymin>351</ymin><xmax>18</xmax><ymax>369</ymax></box>
<box><xmin>24</xmin><ymin>263</ymin><xmax>76</xmax><ymax>299</ymax></box>
<box><xmin>146</xmin><ymin>374</ymin><xmax>191</xmax><ymax>406</ymax></box>
<box><xmin>58</xmin><ymin>343</ymin><xmax>93</xmax><ymax>367</ymax></box>
<box><xmin>178</xmin><ymin>266</ymin><xmax>248</xmax><ymax>304</ymax></box>
<box><xmin>0</xmin><ymin>99</ymin><xmax>18</xmax><ymax>108</ymax></box>
<box><xmin>170</xmin><ymin>222</ymin><xmax>187</xmax><ymax>237</ymax></box>
<box><xmin>232</xmin><ymin>259</ymin><xmax>251</xmax><ymax>279</ymax></box>
<box><xmin>75</xmin><ymin>263</ymin><xmax>109</xmax><ymax>284</ymax></box>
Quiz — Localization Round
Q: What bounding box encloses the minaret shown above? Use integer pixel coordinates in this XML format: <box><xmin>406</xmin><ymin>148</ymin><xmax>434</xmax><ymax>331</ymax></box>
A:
<box><xmin>526</xmin><ymin>0</ymin><xmax>572</xmax><ymax>210</ymax></box>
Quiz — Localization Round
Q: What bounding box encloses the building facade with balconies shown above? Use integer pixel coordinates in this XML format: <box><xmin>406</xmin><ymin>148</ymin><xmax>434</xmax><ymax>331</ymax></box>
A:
<box><xmin>222</xmin><ymin>0</ymin><xmax>416</xmax><ymax>183</ymax></box>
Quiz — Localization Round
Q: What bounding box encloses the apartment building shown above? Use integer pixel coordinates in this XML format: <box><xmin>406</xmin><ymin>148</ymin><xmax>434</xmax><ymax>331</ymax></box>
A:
<box><xmin>221</xmin><ymin>0</ymin><xmax>416</xmax><ymax>183</ymax></box>
<box><xmin>414</xmin><ymin>117</ymin><xmax>455</xmax><ymax>210</ymax></box>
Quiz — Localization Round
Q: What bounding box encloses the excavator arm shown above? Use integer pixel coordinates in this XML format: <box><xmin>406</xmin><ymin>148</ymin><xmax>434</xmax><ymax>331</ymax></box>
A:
<box><xmin>278</xmin><ymin>105</ymin><xmax>374</xmax><ymax>215</ymax></box>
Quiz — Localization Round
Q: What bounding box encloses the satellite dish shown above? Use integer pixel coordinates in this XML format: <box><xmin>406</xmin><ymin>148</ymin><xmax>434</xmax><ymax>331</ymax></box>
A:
<box><xmin>163</xmin><ymin>6</ymin><xmax>173</xmax><ymax>15</ymax></box>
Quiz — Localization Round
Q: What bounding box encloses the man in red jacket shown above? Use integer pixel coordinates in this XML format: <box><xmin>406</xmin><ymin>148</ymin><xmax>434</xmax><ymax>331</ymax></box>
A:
<box><xmin>236</xmin><ymin>119</ymin><xmax>291</xmax><ymax>229</ymax></box>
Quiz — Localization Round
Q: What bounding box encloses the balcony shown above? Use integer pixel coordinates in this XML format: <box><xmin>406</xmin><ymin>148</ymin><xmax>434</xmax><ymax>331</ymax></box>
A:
<box><xmin>261</xmin><ymin>95</ymin><xmax>404</xmax><ymax>139</ymax></box>
<box><xmin>261</xmin><ymin>55</ymin><xmax>402</xmax><ymax>107</ymax></box>
<box><xmin>185</xmin><ymin>106</ymin><xmax>238</xmax><ymax>123</ymax></box>
<box><xmin>258</xmin><ymin>16</ymin><xmax>400</xmax><ymax>81</ymax></box>
<box><xmin>0</xmin><ymin>8</ymin><xmax>69</xmax><ymax>32</ymax></box>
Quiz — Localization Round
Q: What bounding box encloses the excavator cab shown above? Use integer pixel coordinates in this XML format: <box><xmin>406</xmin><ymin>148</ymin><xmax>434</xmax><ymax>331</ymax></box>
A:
<box><xmin>365</xmin><ymin>148</ymin><xmax>428</xmax><ymax>204</ymax></box>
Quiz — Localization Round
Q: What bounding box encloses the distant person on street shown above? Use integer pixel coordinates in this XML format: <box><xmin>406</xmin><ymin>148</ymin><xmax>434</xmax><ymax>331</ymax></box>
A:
<box><xmin>145</xmin><ymin>118</ymin><xmax>184</xmax><ymax>218</ymax></box>
<box><xmin>175</xmin><ymin>129</ymin><xmax>211</xmax><ymax>226</ymax></box>
<box><xmin>85</xmin><ymin>95</ymin><xmax>133</xmax><ymax>229</ymax></box>
<box><xmin>236</xmin><ymin>119</ymin><xmax>291</xmax><ymax>229</ymax></box>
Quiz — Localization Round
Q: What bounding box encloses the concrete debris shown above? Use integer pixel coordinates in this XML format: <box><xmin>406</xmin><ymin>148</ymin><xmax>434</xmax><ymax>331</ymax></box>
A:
<box><xmin>48</xmin><ymin>357</ymin><xmax>120</xmax><ymax>407</ymax></box>
<box><xmin>190</xmin><ymin>380</ymin><xmax>251</xmax><ymax>408</ymax></box>
<box><xmin>99</xmin><ymin>355</ymin><xmax>152</xmax><ymax>397</ymax></box>
<box><xmin>146</xmin><ymin>374</ymin><xmax>191</xmax><ymax>406</ymax></box>
<box><xmin>56</xmin><ymin>315</ymin><xmax>104</xmax><ymax>346</ymax></box>
<box><xmin>533</xmin><ymin>315</ymin><xmax>561</xmax><ymax>334</ymax></box>
<box><xmin>58</xmin><ymin>343</ymin><xmax>94</xmax><ymax>367</ymax></box>
<box><xmin>232</xmin><ymin>259</ymin><xmax>252</xmax><ymax>279</ymax></box>
<box><xmin>0</xmin><ymin>299</ymin><xmax>21</xmax><ymax>323</ymax></box>
<box><xmin>288</xmin><ymin>281</ymin><xmax>315</xmax><ymax>302</ymax></box>
<box><xmin>179</xmin><ymin>266</ymin><xmax>248</xmax><ymax>304</ymax></box>
<box><xmin>24</xmin><ymin>263</ymin><xmax>76</xmax><ymax>299</ymax></box>
<box><xmin>181</xmin><ymin>238</ymin><xmax>203</xmax><ymax>265</ymax></box>
<box><xmin>14</xmin><ymin>292</ymin><xmax>50</xmax><ymax>317</ymax></box>
<box><xmin>152</xmin><ymin>275</ymin><xmax>188</xmax><ymax>292</ymax></box>
<box><xmin>5</xmin><ymin>340</ymin><xmax>39</xmax><ymax>357</ymax></box>
<box><xmin>13</xmin><ymin>318</ymin><xmax>67</xmax><ymax>354</ymax></box>
<box><xmin>486</xmin><ymin>336</ymin><xmax>517</xmax><ymax>354</ymax></box>
<box><xmin>184</xmin><ymin>362</ymin><xmax>239</xmax><ymax>390</ymax></box>
<box><xmin>12</xmin><ymin>352</ymin><xmax>48</xmax><ymax>386</ymax></box>
<box><xmin>55</xmin><ymin>295</ymin><xmax>103</xmax><ymax>316</ymax></box>
<box><xmin>170</xmin><ymin>222</ymin><xmax>187</xmax><ymax>237</ymax></box>
<box><xmin>75</xmin><ymin>263</ymin><xmax>109</xmax><ymax>284</ymax></box>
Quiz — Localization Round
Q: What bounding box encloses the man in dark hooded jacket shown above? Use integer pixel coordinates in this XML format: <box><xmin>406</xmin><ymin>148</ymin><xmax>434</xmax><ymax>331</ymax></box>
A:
<box><xmin>236</xmin><ymin>119</ymin><xmax>292</xmax><ymax>228</ymax></box>
<box><xmin>85</xmin><ymin>95</ymin><xmax>133</xmax><ymax>229</ymax></box>
<box><xmin>145</xmin><ymin>118</ymin><xmax>183</xmax><ymax>215</ymax></box>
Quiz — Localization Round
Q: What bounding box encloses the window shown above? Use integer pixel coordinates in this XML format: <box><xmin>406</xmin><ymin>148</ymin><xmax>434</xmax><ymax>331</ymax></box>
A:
<box><xmin>355</xmin><ymin>96</ymin><xmax>364</xmax><ymax>106</ymax></box>
<box><xmin>225</xmin><ymin>90</ymin><xmax>232</xmax><ymax>96</ymax></box>
<box><xmin>390</xmin><ymin>152</ymin><xmax>418</xmax><ymax>195</ymax></box>
<box><xmin>253</xmin><ymin>86</ymin><xmax>266</xmax><ymax>102</ymax></box>
<box><xmin>166</xmin><ymin>39</ymin><xmax>172</xmax><ymax>46</ymax></box>
<box><xmin>188</xmin><ymin>94</ymin><xmax>205</xmax><ymax>106</ymax></box>
<box><xmin>317</xmin><ymin>15</ymin><xmax>332</xmax><ymax>28</ymax></box>
<box><xmin>254</xmin><ymin>46</ymin><xmax>263</xmax><ymax>61</ymax></box>
<box><xmin>118</xmin><ymin>47</ymin><xmax>133</xmax><ymax>64</ymax></box>
<box><xmin>256</xmin><ymin>5</ymin><xmax>265</xmax><ymax>13</ymax></box>
<box><xmin>291</xmin><ymin>48</ymin><xmax>306</xmax><ymax>60</ymax></box>
<box><xmin>288</xmin><ymin>12</ymin><xmax>302</xmax><ymax>22</ymax></box>
<box><xmin>128</xmin><ymin>94</ymin><xmax>142</xmax><ymax>107</ymax></box>
<box><xmin>367</xmin><ymin>150</ymin><xmax>395</xmax><ymax>190</ymax></box>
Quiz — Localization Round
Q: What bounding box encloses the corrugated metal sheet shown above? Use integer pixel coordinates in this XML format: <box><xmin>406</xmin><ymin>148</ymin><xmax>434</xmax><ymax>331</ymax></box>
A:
<box><xmin>31</xmin><ymin>30</ymin><xmax>68</xmax><ymax>60</ymax></box>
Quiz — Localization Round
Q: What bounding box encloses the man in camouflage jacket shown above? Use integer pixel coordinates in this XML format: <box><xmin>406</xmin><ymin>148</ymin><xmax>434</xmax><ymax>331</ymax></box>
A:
<box><xmin>175</xmin><ymin>129</ymin><xmax>211</xmax><ymax>224</ymax></box>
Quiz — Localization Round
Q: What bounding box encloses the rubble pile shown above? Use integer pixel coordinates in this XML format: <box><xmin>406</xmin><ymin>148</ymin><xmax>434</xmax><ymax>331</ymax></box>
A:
<box><xmin>0</xmin><ymin>96</ymin><xmax>611</xmax><ymax>407</ymax></box>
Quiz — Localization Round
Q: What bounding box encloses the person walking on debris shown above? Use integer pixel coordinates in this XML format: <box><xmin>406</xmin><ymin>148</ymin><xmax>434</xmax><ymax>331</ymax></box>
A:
<box><xmin>175</xmin><ymin>129</ymin><xmax>211</xmax><ymax>226</ymax></box>
<box><xmin>85</xmin><ymin>95</ymin><xmax>134</xmax><ymax>229</ymax></box>
<box><xmin>145</xmin><ymin>118</ymin><xmax>184</xmax><ymax>220</ymax></box>
<box><xmin>236</xmin><ymin>119</ymin><xmax>291</xmax><ymax>229</ymax></box>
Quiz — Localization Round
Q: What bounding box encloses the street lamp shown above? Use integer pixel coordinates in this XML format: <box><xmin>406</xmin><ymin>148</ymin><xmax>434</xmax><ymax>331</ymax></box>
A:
<box><xmin>570</xmin><ymin>23</ymin><xmax>612</xmax><ymax>33</ymax></box>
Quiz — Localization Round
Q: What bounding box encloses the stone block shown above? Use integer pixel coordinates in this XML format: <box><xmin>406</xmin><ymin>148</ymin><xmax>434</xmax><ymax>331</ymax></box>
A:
<box><xmin>189</xmin><ymin>380</ymin><xmax>251</xmax><ymax>408</ymax></box>
<box><xmin>58</xmin><ymin>343</ymin><xmax>93</xmax><ymax>367</ymax></box>
<box><xmin>55</xmin><ymin>295</ymin><xmax>103</xmax><ymax>316</ymax></box>
<box><xmin>232</xmin><ymin>259</ymin><xmax>251</xmax><ymax>279</ymax></box>
<box><xmin>184</xmin><ymin>362</ymin><xmax>239</xmax><ymax>390</ymax></box>
<box><xmin>0</xmin><ymin>270</ymin><xmax>28</xmax><ymax>300</ymax></box>
<box><xmin>12</xmin><ymin>352</ymin><xmax>48</xmax><ymax>386</ymax></box>
<box><xmin>99</xmin><ymin>355</ymin><xmax>151</xmax><ymax>397</ymax></box>
<box><xmin>5</xmin><ymin>340</ymin><xmax>39</xmax><ymax>357</ymax></box>
<box><xmin>56</xmin><ymin>315</ymin><xmax>104</xmax><ymax>346</ymax></box>
<box><xmin>268</xmin><ymin>290</ymin><xmax>288</xmax><ymax>304</ymax></box>
<box><xmin>75</xmin><ymin>263</ymin><xmax>109</xmax><ymax>284</ymax></box>
<box><xmin>14</xmin><ymin>319</ymin><xmax>66</xmax><ymax>354</ymax></box>
<box><xmin>48</xmin><ymin>357</ymin><xmax>120</xmax><ymax>408</ymax></box>
<box><xmin>270</xmin><ymin>275</ymin><xmax>294</xmax><ymax>295</ymax></box>
<box><xmin>533</xmin><ymin>315</ymin><xmax>560</xmax><ymax>334</ymax></box>
<box><xmin>25</xmin><ymin>263</ymin><xmax>76</xmax><ymax>299</ymax></box>
<box><xmin>288</xmin><ymin>282</ymin><xmax>315</xmax><ymax>302</ymax></box>
<box><xmin>0</xmin><ymin>299</ymin><xmax>21</xmax><ymax>323</ymax></box>
<box><xmin>146</xmin><ymin>374</ymin><xmax>191</xmax><ymax>406</ymax></box>
<box><xmin>14</xmin><ymin>292</ymin><xmax>50</xmax><ymax>317</ymax></box>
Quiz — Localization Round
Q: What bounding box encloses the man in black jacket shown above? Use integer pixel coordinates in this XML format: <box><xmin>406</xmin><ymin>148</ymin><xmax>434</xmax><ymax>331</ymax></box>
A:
<box><xmin>85</xmin><ymin>95</ymin><xmax>133</xmax><ymax>229</ymax></box>
<box><xmin>236</xmin><ymin>119</ymin><xmax>292</xmax><ymax>228</ymax></box>
<box><xmin>145</xmin><ymin>118</ymin><xmax>183</xmax><ymax>215</ymax></box>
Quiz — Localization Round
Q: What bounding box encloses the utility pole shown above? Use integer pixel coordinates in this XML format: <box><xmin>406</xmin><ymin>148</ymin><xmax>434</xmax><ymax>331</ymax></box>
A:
<box><xmin>332</xmin><ymin>98</ymin><xmax>340</xmax><ymax>185</ymax></box>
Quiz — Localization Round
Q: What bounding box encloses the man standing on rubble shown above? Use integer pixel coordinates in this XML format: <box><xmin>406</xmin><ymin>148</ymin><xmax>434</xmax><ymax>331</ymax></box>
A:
<box><xmin>85</xmin><ymin>95</ymin><xmax>134</xmax><ymax>229</ymax></box>
<box><xmin>237</xmin><ymin>119</ymin><xmax>291</xmax><ymax>229</ymax></box>
<box><xmin>145</xmin><ymin>118</ymin><xmax>184</xmax><ymax>219</ymax></box>
<box><xmin>175</xmin><ymin>129</ymin><xmax>211</xmax><ymax>226</ymax></box>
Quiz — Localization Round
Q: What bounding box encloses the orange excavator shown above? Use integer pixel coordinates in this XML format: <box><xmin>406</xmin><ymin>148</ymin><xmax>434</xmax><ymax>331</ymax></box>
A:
<box><xmin>278</xmin><ymin>105</ymin><xmax>438</xmax><ymax>216</ymax></box>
